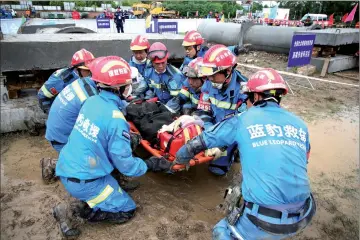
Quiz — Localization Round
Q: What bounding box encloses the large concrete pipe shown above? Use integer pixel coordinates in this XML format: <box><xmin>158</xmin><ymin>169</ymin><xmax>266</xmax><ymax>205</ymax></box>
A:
<box><xmin>243</xmin><ymin>25</ymin><xmax>306</xmax><ymax>54</ymax></box>
<box><xmin>197</xmin><ymin>21</ymin><xmax>244</xmax><ymax>46</ymax></box>
<box><xmin>197</xmin><ymin>22</ymin><xmax>307</xmax><ymax>54</ymax></box>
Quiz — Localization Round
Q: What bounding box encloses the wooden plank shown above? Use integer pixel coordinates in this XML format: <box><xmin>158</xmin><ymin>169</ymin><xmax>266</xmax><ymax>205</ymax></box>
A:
<box><xmin>320</xmin><ymin>58</ymin><xmax>331</xmax><ymax>77</ymax></box>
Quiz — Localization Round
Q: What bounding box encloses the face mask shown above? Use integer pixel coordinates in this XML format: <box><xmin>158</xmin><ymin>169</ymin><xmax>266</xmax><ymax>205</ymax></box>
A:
<box><xmin>211</xmin><ymin>82</ymin><xmax>224</xmax><ymax>90</ymax></box>
<box><xmin>122</xmin><ymin>84</ymin><xmax>132</xmax><ymax>98</ymax></box>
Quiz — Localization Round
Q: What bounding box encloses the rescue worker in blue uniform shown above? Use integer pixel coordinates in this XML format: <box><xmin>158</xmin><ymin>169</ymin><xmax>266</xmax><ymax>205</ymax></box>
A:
<box><xmin>45</xmin><ymin>57</ymin><xmax>96</xmax><ymax>153</ymax></box>
<box><xmin>53</xmin><ymin>56</ymin><xmax>147</xmax><ymax>239</ymax></box>
<box><xmin>37</xmin><ymin>49</ymin><xmax>94</xmax><ymax>114</ymax></box>
<box><xmin>129</xmin><ymin>35</ymin><xmax>151</xmax><ymax>77</ymax></box>
<box><xmin>180</xmin><ymin>30</ymin><xmax>243</xmax><ymax>71</ymax></box>
<box><xmin>133</xmin><ymin>42</ymin><xmax>184</xmax><ymax>112</ymax></box>
<box><xmin>174</xmin><ymin>68</ymin><xmax>316</xmax><ymax>240</ymax></box>
<box><xmin>178</xmin><ymin>57</ymin><xmax>205</xmax><ymax>115</ymax></box>
<box><xmin>196</xmin><ymin>44</ymin><xmax>248</xmax><ymax>175</ymax></box>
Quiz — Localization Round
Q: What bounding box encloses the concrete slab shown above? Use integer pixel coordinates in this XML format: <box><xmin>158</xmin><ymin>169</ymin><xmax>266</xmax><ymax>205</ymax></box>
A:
<box><xmin>1</xmin><ymin>93</ymin><xmax>47</xmax><ymax>134</ymax></box>
<box><xmin>295</xmin><ymin>28</ymin><xmax>359</xmax><ymax>46</ymax></box>
<box><xmin>0</xmin><ymin>33</ymin><xmax>185</xmax><ymax>72</ymax></box>
<box><xmin>310</xmin><ymin>55</ymin><xmax>359</xmax><ymax>73</ymax></box>
<box><xmin>1</xmin><ymin>18</ymin><xmax>23</xmax><ymax>34</ymax></box>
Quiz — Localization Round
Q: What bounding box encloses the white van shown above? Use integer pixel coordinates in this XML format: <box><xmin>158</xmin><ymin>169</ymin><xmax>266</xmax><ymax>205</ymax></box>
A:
<box><xmin>301</xmin><ymin>13</ymin><xmax>328</xmax><ymax>22</ymax></box>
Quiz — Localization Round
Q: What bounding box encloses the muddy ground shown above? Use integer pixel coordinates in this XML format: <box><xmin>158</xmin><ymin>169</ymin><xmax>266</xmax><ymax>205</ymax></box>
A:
<box><xmin>1</xmin><ymin>52</ymin><xmax>359</xmax><ymax>240</ymax></box>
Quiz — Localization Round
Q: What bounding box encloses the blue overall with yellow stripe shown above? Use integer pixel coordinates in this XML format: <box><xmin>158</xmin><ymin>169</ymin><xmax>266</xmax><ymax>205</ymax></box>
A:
<box><xmin>178</xmin><ymin>80</ymin><xmax>201</xmax><ymax>113</ymax></box>
<box><xmin>198</xmin><ymin>69</ymin><xmax>248</xmax><ymax>175</ymax></box>
<box><xmin>38</xmin><ymin>68</ymin><xmax>79</xmax><ymax>114</ymax></box>
<box><xmin>45</xmin><ymin>77</ymin><xmax>98</xmax><ymax>153</ymax></box>
<box><xmin>197</xmin><ymin>102</ymin><xmax>314</xmax><ymax>240</ymax></box>
<box><xmin>56</xmin><ymin>90</ymin><xmax>147</xmax><ymax>213</ymax></box>
<box><xmin>134</xmin><ymin>64</ymin><xmax>185</xmax><ymax>112</ymax></box>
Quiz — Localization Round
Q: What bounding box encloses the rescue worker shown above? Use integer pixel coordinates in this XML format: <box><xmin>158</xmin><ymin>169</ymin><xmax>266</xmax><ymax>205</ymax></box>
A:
<box><xmin>174</xmin><ymin>68</ymin><xmax>316</xmax><ymax>240</ymax></box>
<box><xmin>53</xmin><ymin>56</ymin><xmax>147</xmax><ymax>239</ymax></box>
<box><xmin>37</xmin><ymin>49</ymin><xmax>94</xmax><ymax>114</ymax></box>
<box><xmin>180</xmin><ymin>30</ymin><xmax>243</xmax><ymax>71</ymax></box>
<box><xmin>41</xmin><ymin>57</ymin><xmax>141</xmax><ymax>190</ymax></box>
<box><xmin>178</xmin><ymin>57</ymin><xmax>206</xmax><ymax>115</ymax></box>
<box><xmin>133</xmin><ymin>42</ymin><xmax>184</xmax><ymax>112</ymax></box>
<box><xmin>129</xmin><ymin>35</ymin><xmax>151</xmax><ymax>77</ymax></box>
<box><xmin>114</xmin><ymin>7</ymin><xmax>125</xmax><ymax>33</ymax></box>
<box><xmin>196</xmin><ymin>44</ymin><xmax>248</xmax><ymax>175</ymax></box>
<box><xmin>44</xmin><ymin>55</ymin><xmax>96</xmax><ymax>153</ymax></box>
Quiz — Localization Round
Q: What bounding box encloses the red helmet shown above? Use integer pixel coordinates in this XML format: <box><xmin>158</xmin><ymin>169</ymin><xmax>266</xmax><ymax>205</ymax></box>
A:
<box><xmin>244</xmin><ymin>68</ymin><xmax>288</xmax><ymax>95</ymax></box>
<box><xmin>182</xmin><ymin>57</ymin><xmax>203</xmax><ymax>78</ymax></box>
<box><xmin>130</xmin><ymin>35</ymin><xmax>150</xmax><ymax>51</ymax></box>
<box><xmin>148</xmin><ymin>42</ymin><xmax>169</xmax><ymax>63</ymax></box>
<box><xmin>199</xmin><ymin>44</ymin><xmax>236</xmax><ymax>76</ymax></box>
<box><xmin>182</xmin><ymin>30</ymin><xmax>204</xmax><ymax>47</ymax></box>
<box><xmin>88</xmin><ymin>56</ymin><xmax>132</xmax><ymax>86</ymax></box>
<box><xmin>71</xmin><ymin>49</ymin><xmax>95</xmax><ymax>69</ymax></box>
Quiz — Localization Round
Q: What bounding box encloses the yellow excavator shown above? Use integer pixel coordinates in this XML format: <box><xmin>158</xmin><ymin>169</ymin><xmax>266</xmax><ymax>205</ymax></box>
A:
<box><xmin>132</xmin><ymin>2</ymin><xmax>176</xmax><ymax>18</ymax></box>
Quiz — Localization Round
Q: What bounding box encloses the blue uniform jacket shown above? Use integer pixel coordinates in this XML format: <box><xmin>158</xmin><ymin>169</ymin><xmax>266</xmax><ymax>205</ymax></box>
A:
<box><xmin>198</xmin><ymin>69</ymin><xmax>248</xmax><ymax>129</ymax></box>
<box><xmin>129</xmin><ymin>57</ymin><xmax>151</xmax><ymax>78</ymax></box>
<box><xmin>56</xmin><ymin>90</ymin><xmax>147</xmax><ymax>179</ymax></box>
<box><xmin>38</xmin><ymin>68</ymin><xmax>79</xmax><ymax>112</ymax></box>
<box><xmin>134</xmin><ymin>64</ymin><xmax>185</xmax><ymax>104</ymax></box>
<box><xmin>202</xmin><ymin>102</ymin><xmax>311</xmax><ymax>205</ymax></box>
<box><xmin>178</xmin><ymin>80</ymin><xmax>201</xmax><ymax>110</ymax></box>
<box><xmin>45</xmin><ymin>77</ymin><xmax>98</xmax><ymax>144</ymax></box>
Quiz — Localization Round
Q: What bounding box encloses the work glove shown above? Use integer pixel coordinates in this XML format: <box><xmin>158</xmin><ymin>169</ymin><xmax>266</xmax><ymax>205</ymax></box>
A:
<box><xmin>205</xmin><ymin>148</ymin><xmax>226</xmax><ymax>160</ymax></box>
<box><xmin>233</xmin><ymin>44</ymin><xmax>252</xmax><ymax>55</ymax></box>
<box><xmin>144</xmin><ymin>156</ymin><xmax>173</xmax><ymax>172</ymax></box>
<box><xmin>129</xmin><ymin>132</ymin><xmax>142</xmax><ymax>151</ymax></box>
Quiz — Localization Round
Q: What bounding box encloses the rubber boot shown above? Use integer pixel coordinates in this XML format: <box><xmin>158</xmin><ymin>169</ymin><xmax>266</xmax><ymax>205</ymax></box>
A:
<box><xmin>111</xmin><ymin>170</ymin><xmax>140</xmax><ymax>192</ymax></box>
<box><xmin>53</xmin><ymin>203</ymin><xmax>81</xmax><ymax>239</ymax></box>
<box><xmin>233</xmin><ymin>149</ymin><xmax>240</xmax><ymax>163</ymax></box>
<box><xmin>40</xmin><ymin>158</ymin><xmax>58</xmax><ymax>184</ymax></box>
<box><xmin>87</xmin><ymin>209</ymin><xmax>135</xmax><ymax>224</ymax></box>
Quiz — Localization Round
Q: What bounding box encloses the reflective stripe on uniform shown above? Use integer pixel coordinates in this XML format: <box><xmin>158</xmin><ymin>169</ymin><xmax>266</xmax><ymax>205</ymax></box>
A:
<box><xmin>40</xmin><ymin>85</ymin><xmax>55</xmax><ymax>98</ymax></box>
<box><xmin>71</xmin><ymin>80</ymin><xmax>87</xmax><ymax>102</ymax></box>
<box><xmin>149</xmin><ymin>80</ymin><xmax>161</xmax><ymax>89</ymax></box>
<box><xmin>170</xmin><ymin>90</ymin><xmax>180</xmax><ymax>96</ymax></box>
<box><xmin>87</xmin><ymin>185</ymin><xmax>114</xmax><ymax>208</ymax></box>
<box><xmin>180</xmin><ymin>88</ymin><xmax>190</xmax><ymax>97</ymax></box>
<box><xmin>183</xmin><ymin>128</ymin><xmax>191</xmax><ymax>143</ymax></box>
<box><xmin>190</xmin><ymin>95</ymin><xmax>199</xmax><ymax>104</ymax></box>
<box><xmin>112</xmin><ymin>110</ymin><xmax>126</xmax><ymax>120</ymax></box>
<box><xmin>209</xmin><ymin>97</ymin><xmax>237</xmax><ymax>110</ymax></box>
<box><xmin>195</xmin><ymin>125</ymin><xmax>202</xmax><ymax>135</ymax></box>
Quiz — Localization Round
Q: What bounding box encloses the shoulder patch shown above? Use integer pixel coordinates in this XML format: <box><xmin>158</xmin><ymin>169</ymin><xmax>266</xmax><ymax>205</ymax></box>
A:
<box><xmin>112</xmin><ymin>110</ymin><xmax>125</xmax><ymax>120</ymax></box>
<box><xmin>122</xmin><ymin>130</ymin><xmax>130</xmax><ymax>140</ymax></box>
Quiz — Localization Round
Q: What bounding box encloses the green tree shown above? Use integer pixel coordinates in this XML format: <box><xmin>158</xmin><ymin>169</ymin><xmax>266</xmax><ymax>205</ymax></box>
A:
<box><xmin>251</xmin><ymin>2</ymin><xmax>263</xmax><ymax>12</ymax></box>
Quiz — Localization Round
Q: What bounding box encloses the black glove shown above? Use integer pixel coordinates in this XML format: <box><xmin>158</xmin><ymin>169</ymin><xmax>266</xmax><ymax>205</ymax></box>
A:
<box><xmin>145</xmin><ymin>157</ymin><xmax>173</xmax><ymax>172</ymax></box>
<box><xmin>130</xmin><ymin>132</ymin><xmax>141</xmax><ymax>151</ymax></box>
<box><xmin>234</xmin><ymin>44</ymin><xmax>252</xmax><ymax>56</ymax></box>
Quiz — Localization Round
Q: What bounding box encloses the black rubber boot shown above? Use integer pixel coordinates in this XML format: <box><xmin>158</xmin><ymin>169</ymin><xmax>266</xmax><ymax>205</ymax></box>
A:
<box><xmin>87</xmin><ymin>209</ymin><xmax>135</xmax><ymax>224</ymax></box>
<box><xmin>233</xmin><ymin>149</ymin><xmax>240</xmax><ymax>163</ymax></box>
<box><xmin>40</xmin><ymin>158</ymin><xmax>58</xmax><ymax>184</ymax></box>
<box><xmin>53</xmin><ymin>203</ymin><xmax>81</xmax><ymax>239</ymax></box>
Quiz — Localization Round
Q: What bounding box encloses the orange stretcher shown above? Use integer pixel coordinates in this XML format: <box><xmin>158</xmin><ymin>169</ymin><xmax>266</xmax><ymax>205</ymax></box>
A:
<box><xmin>128</xmin><ymin>121</ymin><xmax>213</xmax><ymax>171</ymax></box>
